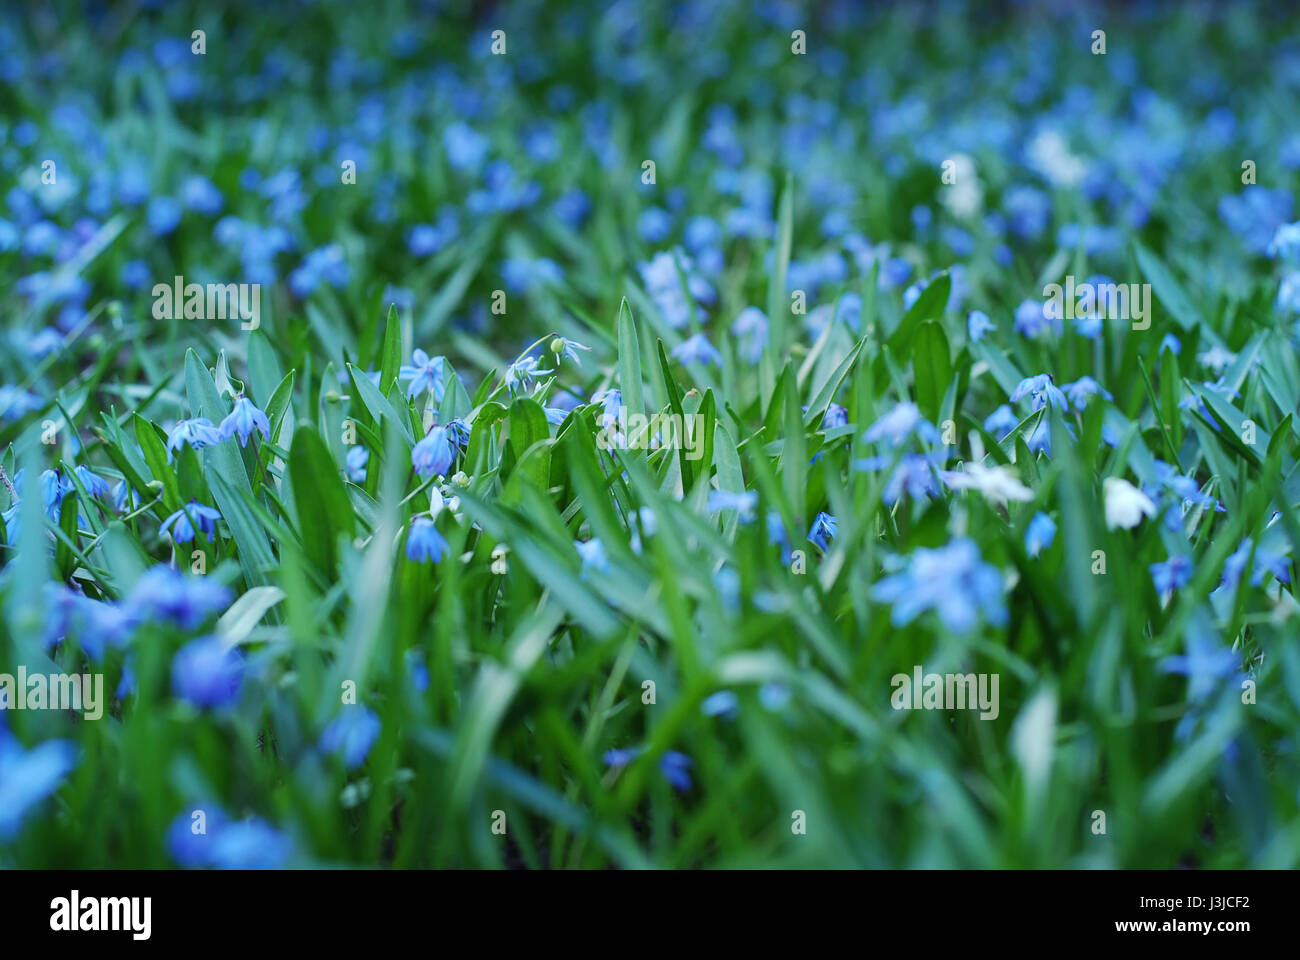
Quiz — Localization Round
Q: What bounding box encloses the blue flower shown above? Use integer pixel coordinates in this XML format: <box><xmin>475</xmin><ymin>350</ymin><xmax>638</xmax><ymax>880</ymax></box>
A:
<box><xmin>1149</xmin><ymin>555</ymin><xmax>1193</xmax><ymax>596</ymax></box>
<box><xmin>602</xmin><ymin>748</ymin><xmax>641</xmax><ymax>769</ymax></box>
<box><xmin>412</xmin><ymin>426</ymin><xmax>454</xmax><ymax>478</ymax></box>
<box><xmin>0</xmin><ymin>724</ymin><xmax>77</xmax><ymax>840</ymax></box>
<box><xmin>73</xmin><ymin>465</ymin><xmax>110</xmax><ymax>498</ymax></box>
<box><xmin>1073</xmin><ymin>312</ymin><xmax>1103</xmax><ymax>340</ymax></box>
<box><xmin>659</xmin><ymin>751</ymin><xmax>694</xmax><ymax>791</ymax></box>
<box><xmin>210</xmin><ymin>819</ymin><xmax>293</xmax><ymax>869</ymax></box>
<box><xmin>685</xmin><ymin>215</ymin><xmax>722</xmax><ymax>252</ymax></box>
<box><xmin>400</xmin><ymin>349</ymin><xmax>447</xmax><ymax>401</ymax></box>
<box><xmin>821</xmin><ymin>403</ymin><xmax>848</xmax><ymax>430</ymax></box>
<box><xmin>171</xmin><ymin>636</ymin><xmax>244</xmax><ymax>709</ymax></box>
<box><xmin>880</xmin><ymin>454</ymin><xmax>940</xmax><ymax>506</ymax></box>
<box><xmin>767</xmin><ymin>510</ymin><xmax>791</xmax><ymax>560</ymax></box>
<box><xmin>160</xmin><ymin>501</ymin><xmax>222</xmax><ymax>543</ymax></box>
<box><xmin>808</xmin><ymin>511</ymin><xmax>837</xmax><ymax>550</ymax></box>
<box><xmin>407</xmin><ymin>650</ymin><xmax>430</xmax><ymax>693</ymax></box>
<box><xmin>602</xmin><ymin>746</ymin><xmax>693</xmax><ymax>790</ymax></box>
<box><xmin>759</xmin><ymin>682</ymin><xmax>791</xmax><ymax>711</ymax></box>
<box><xmin>638</xmin><ymin>206</ymin><xmax>673</xmax><ymax>243</ymax></box>
<box><xmin>167</xmin><ymin>808</ymin><xmax>292</xmax><ymax>870</ymax></box>
<box><xmin>125</xmin><ymin>565</ymin><xmax>232</xmax><ymax>630</ymax></box>
<box><xmin>1160</xmin><ymin>629</ymin><xmax>1240</xmax><ymax>701</ymax></box>
<box><xmin>443</xmin><ymin>122</ymin><xmax>489</xmax><ymax>172</ymax></box>
<box><xmin>591</xmin><ymin>389</ymin><xmax>623</xmax><ymax>428</ymax></box>
<box><xmin>289</xmin><ymin>244</ymin><xmax>349</xmax><ymax>297</ymax></box>
<box><xmin>504</xmin><ymin>355</ymin><xmax>553</xmax><ymax>395</ymax></box>
<box><xmin>1267</xmin><ymin>220</ymin><xmax>1300</xmax><ymax>260</ymax></box>
<box><xmin>1221</xmin><ymin>538</ymin><xmax>1291</xmax><ymax>588</ymax></box>
<box><xmin>180</xmin><ymin>175</ymin><xmax>223</xmax><ymax>215</ymax></box>
<box><xmin>406</xmin><ymin>516</ymin><xmax>448</xmax><ymax>562</ymax></box>
<box><xmin>983</xmin><ymin>404</ymin><xmax>1019</xmax><ymax>438</ymax></box>
<box><xmin>1013</xmin><ymin>298</ymin><xmax>1058</xmax><ymax>339</ymax></box>
<box><xmin>1024</xmin><ymin>513</ymin><xmax>1056</xmax><ymax>558</ymax></box>
<box><xmin>1026</xmin><ymin>418</ymin><xmax>1053</xmax><ymax>456</ymax></box>
<box><xmin>166</xmin><ymin>806</ymin><xmax>231</xmax><ymax>867</ymax></box>
<box><xmin>968</xmin><ymin>309</ymin><xmax>995</xmax><ymax>342</ymax></box>
<box><xmin>730</xmin><ymin>307</ymin><xmax>769</xmax><ymax>362</ymax></box>
<box><xmin>1010</xmin><ymin>374</ymin><xmax>1069</xmax><ymax>412</ymax></box>
<box><xmin>638</xmin><ymin>249</ymin><xmax>712</xmax><ymax>329</ymax></box>
<box><xmin>1218</xmin><ymin>186</ymin><xmax>1293</xmax><ymax>254</ymax></box>
<box><xmin>146</xmin><ymin>196</ymin><xmax>182</xmax><ymax>235</ymax></box>
<box><xmin>0</xmin><ymin>384</ymin><xmax>42</xmax><ymax>420</ymax></box>
<box><xmin>575</xmin><ymin>538</ymin><xmax>608</xmax><ymax>576</ymax></box>
<box><xmin>34</xmin><ymin>469</ymin><xmax>73</xmax><ymax>521</ymax></box>
<box><xmin>670</xmin><ymin>332</ymin><xmax>722</xmax><ymax>366</ymax></box>
<box><xmin>552</xmin><ymin>189</ymin><xmax>591</xmax><ymax>229</ymax></box>
<box><xmin>446</xmin><ymin>418</ymin><xmax>471</xmax><ymax>448</ymax></box>
<box><xmin>346</xmin><ymin>445</ymin><xmax>369</xmax><ymax>483</ymax></box>
<box><xmin>708</xmin><ymin>489</ymin><xmax>758</xmax><ymax>521</ymax></box>
<box><xmin>871</xmin><ymin>538</ymin><xmax>1006</xmax><ymax>633</ymax></box>
<box><xmin>408</xmin><ymin>221</ymin><xmax>452</xmax><ymax>257</ymax></box>
<box><xmin>701</xmin><ymin>690</ymin><xmax>739</xmax><ymax>719</ymax></box>
<box><xmin>320</xmin><ymin>706</ymin><xmax>382</xmax><ymax>770</ymax></box>
<box><xmin>863</xmin><ymin>401</ymin><xmax>940</xmax><ymax>447</ymax></box>
<box><xmin>1060</xmin><ymin>376</ymin><xmax>1113</xmax><ymax>410</ymax></box>
<box><xmin>112</xmin><ymin>480</ymin><xmax>140</xmax><ymax>513</ymax></box>
<box><xmin>218</xmin><ymin>396</ymin><xmax>271</xmax><ymax>447</ymax></box>
<box><xmin>166</xmin><ymin>417</ymin><xmax>224</xmax><ymax>462</ymax></box>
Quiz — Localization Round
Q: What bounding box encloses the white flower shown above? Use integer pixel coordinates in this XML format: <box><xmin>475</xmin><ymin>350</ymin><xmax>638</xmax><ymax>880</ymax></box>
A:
<box><xmin>1197</xmin><ymin>344</ymin><xmax>1236</xmax><ymax>375</ymax></box>
<box><xmin>939</xmin><ymin>463</ymin><xmax>1034</xmax><ymax>506</ymax></box>
<box><xmin>1103</xmin><ymin>477</ymin><xmax>1157</xmax><ymax>529</ymax></box>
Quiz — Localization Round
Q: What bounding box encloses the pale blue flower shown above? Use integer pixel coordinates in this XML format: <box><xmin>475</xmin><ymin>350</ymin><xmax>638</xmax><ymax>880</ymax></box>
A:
<box><xmin>983</xmin><ymin>404</ymin><xmax>1019</xmax><ymax>438</ymax></box>
<box><xmin>1014</xmin><ymin>298</ymin><xmax>1058</xmax><ymax>338</ymax></box>
<box><xmin>400</xmin><ymin>349</ymin><xmax>446</xmax><ymax>400</ymax></box>
<box><xmin>863</xmin><ymin>401</ymin><xmax>939</xmax><ymax>447</ymax></box>
<box><xmin>708</xmin><ymin>489</ymin><xmax>758</xmax><ymax>521</ymax></box>
<box><xmin>346</xmin><ymin>446</ymin><xmax>369</xmax><ymax>482</ymax></box>
<box><xmin>1267</xmin><ymin>220</ymin><xmax>1300</xmax><ymax>260</ymax></box>
<box><xmin>218</xmin><ymin>395</ymin><xmax>271</xmax><ymax>447</ymax></box>
<box><xmin>1024</xmin><ymin>512</ymin><xmax>1056</xmax><ymax>558</ymax></box>
<box><xmin>701</xmin><ymin>690</ymin><xmax>739</xmax><ymax>719</ymax></box>
<box><xmin>968</xmin><ymin>309</ymin><xmax>994</xmax><ymax>342</ymax></box>
<box><xmin>551</xmin><ymin>337</ymin><xmax>592</xmax><ymax>367</ymax></box>
<box><xmin>871</xmin><ymin>538</ymin><xmax>1006</xmax><ymax>633</ymax></box>
<box><xmin>575</xmin><ymin>538</ymin><xmax>608</xmax><ymax>576</ymax></box>
<box><xmin>166</xmin><ymin>417</ymin><xmax>223</xmax><ymax>462</ymax></box>
<box><xmin>671</xmin><ymin>332</ymin><xmax>722</xmax><ymax>366</ymax></box>
<box><xmin>1010</xmin><ymin>374</ymin><xmax>1069</xmax><ymax>412</ymax></box>
<box><xmin>504</xmin><ymin>355</ymin><xmax>553</xmax><ymax>395</ymax></box>
<box><xmin>731</xmin><ymin>307</ymin><xmax>769</xmax><ymax>363</ymax></box>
